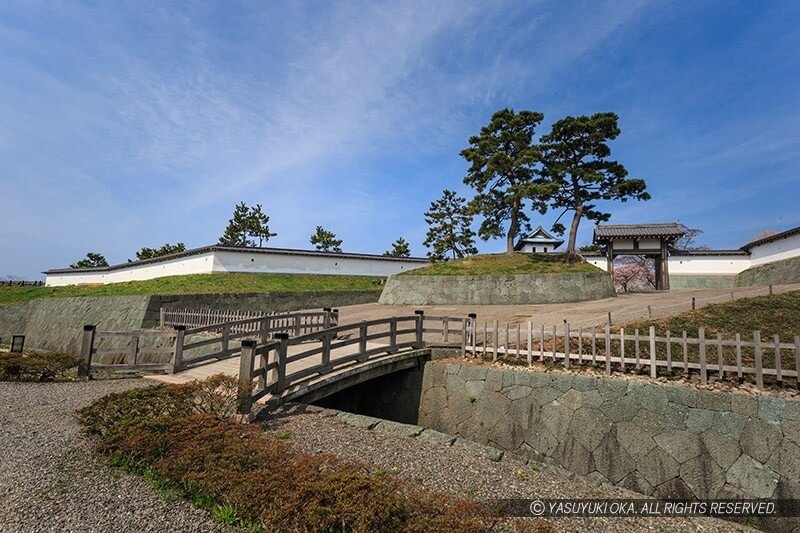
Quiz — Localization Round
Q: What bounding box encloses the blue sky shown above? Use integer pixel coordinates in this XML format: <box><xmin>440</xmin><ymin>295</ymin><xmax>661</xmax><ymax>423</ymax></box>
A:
<box><xmin>1</xmin><ymin>1</ymin><xmax>799</xmax><ymax>278</ymax></box>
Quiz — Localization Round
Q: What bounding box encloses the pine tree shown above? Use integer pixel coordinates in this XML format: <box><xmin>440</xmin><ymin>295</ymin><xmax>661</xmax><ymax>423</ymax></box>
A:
<box><xmin>136</xmin><ymin>243</ymin><xmax>186</xmax><ymax>260</ymax></box>
<box><xmin>70</xmin><ymin>252</ymin><xmax>109</xmax><ymax>268</ymax></box>
<box><xmin>309</xmin><ymin>226</ymin><xmax>343</xmax><ymax>252</ymax></box>
<box><xmin>384</xmin><ymin>238</ymin><xmax>411</xmax><ymax>257</ymax></box>
<box><xmin>218</xmin><ymin>202</ymin><xmax>277</xmax><ymax>247</ymax></box>
<box><xmin>423</xmin><ymin>190</ymin><xmax>478</xmax><ymax>261</ymax></box>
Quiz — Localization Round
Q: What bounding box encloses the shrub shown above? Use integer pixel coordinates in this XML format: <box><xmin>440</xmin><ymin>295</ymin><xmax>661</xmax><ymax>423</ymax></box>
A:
<box><xmin>78</xmin><ymin>377</ymin><xmax>492</xmax><ymax>532</ymax></box>
<box><xmin>0</xmin><ymin>352</ymin><xmax>81</xmax><ymax>381</ymax></box>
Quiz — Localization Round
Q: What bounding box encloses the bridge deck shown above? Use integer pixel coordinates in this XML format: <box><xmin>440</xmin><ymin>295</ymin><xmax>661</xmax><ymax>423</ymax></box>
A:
<box><xmin>146</xmin><ymin>340</ymin><xmax>404</xmax><ymax>389</ymax></box>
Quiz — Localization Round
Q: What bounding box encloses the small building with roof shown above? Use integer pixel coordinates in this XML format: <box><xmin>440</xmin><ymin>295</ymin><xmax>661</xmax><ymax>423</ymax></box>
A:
<box><xmin>584</xmin><ymin>222</ymin><xmax>800</xmax><ymax>290</ymax></box>
<box><xmin>514</xmin><ymin>226</ymin><xmax>564</xmax><ymax>254</ymax></box>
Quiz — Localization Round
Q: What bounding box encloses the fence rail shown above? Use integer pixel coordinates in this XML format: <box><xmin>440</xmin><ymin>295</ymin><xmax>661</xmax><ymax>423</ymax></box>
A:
<box><xmin>0</xmin><ymin>280</ymin><xmax>44</xmax><ymax>286</ymax></box>
<box><xmin>467</xmin><ymin>320</ymin><xmax>800</xmax><ymax>390</ymax></box>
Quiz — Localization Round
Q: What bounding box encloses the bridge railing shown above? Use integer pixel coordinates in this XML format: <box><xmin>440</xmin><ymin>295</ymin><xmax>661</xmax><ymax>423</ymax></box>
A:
<box><xmin>176</xmin><ymin>309</ymin><xmax>338</xmax><ymax>370</ymax></box>
<box><xmin>236</xmin><ymin>312</ymin><xmax>476</xmax><ymax>419</ymax></box>
<box><xmin>77</xmin><ymin>309</ymin><xmax>339</xmax><ymax>376</ymax></box>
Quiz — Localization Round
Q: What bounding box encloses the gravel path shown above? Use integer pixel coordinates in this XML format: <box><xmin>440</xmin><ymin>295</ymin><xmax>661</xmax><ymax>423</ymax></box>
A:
<box><xmin>264</xmin><ymin>406</ymin><xmax>753</xmax><ymax>533</ymax></box>
<box><xmin>0</xmin><ymin>379</ymin><xmax>228</xmax><ymax>533</ymax></box>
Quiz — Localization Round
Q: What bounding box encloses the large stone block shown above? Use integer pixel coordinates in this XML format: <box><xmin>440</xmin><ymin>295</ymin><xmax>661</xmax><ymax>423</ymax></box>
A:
<box><xmin>726</xmin><ymin>454</ymin><xmax>779</xmax><ymax>498</ymax></box>
<box><xmin>654</xmin><ymin>430</ymin><xmax>704</xmax><ymax>464</ymax></box>
<box><xmin>634</xmin><ymin>446</ymin><xmax>681</xmax><ymax>487</ymax></box>
<box><xmin>680</xmin><ymin>454</ymin><xmax>726</xmax><ymax>499</ymax></box>
<box><xmin>593</xmin><ymin>432</ymin><xmax>634</xmax><ymax>483</ymax></box>
<box><xmin>701</xmin><ymin>430</ymin><xmax>742</xmax><ymax>470</ymax></box>
<box><xmin>740</xmin><ymin>418</ymin><xmax>783</xmax><ymax>463</ymax></box>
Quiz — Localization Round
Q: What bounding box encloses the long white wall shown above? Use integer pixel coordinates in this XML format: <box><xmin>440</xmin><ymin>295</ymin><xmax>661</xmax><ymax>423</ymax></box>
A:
<box><xmin>211</xmin><ymin>250</ymin><xmax>425</xmax><ymax>277</ymax></box>
<box><xmin>749</xmin><ymin>232</ymin><xmax>800</xmax><ymax>265</ymax></box>
<box><xmin>668</xmin><ymin>255</ymin><xmax>751</xmax><ymax>275</ymax></box>
<box><xmin>45</xmin><ymin>250</ymin><xmax>427</xmax><ymax>286</ymax></box>
<box><xmin>46</xmin><ymin>252</ymin><xmax>216</xmax><ymax>286</ymax></box>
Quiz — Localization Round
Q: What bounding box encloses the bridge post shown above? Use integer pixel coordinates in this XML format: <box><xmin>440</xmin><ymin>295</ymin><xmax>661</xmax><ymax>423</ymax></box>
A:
<box><xmin>78</xmin><ymin>325</ymin><xmax>96</xmax><ymax>380</ymax></box>
<box><xmin>414</xmin><ymin>310</ymin><xmax>424</xmax><ymax>348</ymax></box>
<box><xmin>259</xmin><ymin>318</ymin><xmax>269</xmax><ymax>344</ymax></box>
<box><xmin>275</xmin><ymin>332</ymin><xmax>289</xmax><ymax>392</ymax></box>
<box><xmin>323</xmin><ymin>307</ymin><xmax>332</xmax><ymax>329</ymax></box>
<box><xmin>358</xmin><ymin>322</ymin><xmax>368</xmax><ymax>362</ymax></box>
<box><xmin>389</xmin><ymin>318</ymin><xmax>398</xmax><ymax>353</ymax></box>
<box><xmin>236</xmin><ymin>340</ymin><xmax>256</xmax><ymax>422</ymax></box>
<box><xmin>293</xmin><ymin>315</ymin><xmax>302</xmax><ymax>336</ymax></box>
<box><xmin>321</xmin><ymin>330</ymin><xmax>332</xmax><ymax>372</ymax></box>
<box><xmin>171</xmin><ymin>325</ymin><xmax>186</xmax><ymax>373</ymax></box>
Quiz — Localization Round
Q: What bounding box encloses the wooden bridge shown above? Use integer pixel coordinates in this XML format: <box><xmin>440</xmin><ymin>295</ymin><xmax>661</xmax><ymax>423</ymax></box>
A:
<box><xmin>77</xmin><ymin>309</ymin><xmax>474</xmax><ymax>417</ymax></box>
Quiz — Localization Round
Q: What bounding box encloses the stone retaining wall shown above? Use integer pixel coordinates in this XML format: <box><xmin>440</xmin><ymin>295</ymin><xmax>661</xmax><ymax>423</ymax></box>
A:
<box><xmin>669</xmin><ymin>274</ymin><xmax>736</xmax><ymax>289</ymax></box>
<box><xmin>735</xmin><ymin>256</ymin><xmax>800</xmax><ymax>287</ymax></box>
<box><xmin>378</xmin><ymin>272</ymin><xmax>615</xmax><ymax>305</ymax></box>
<box><xmin>0</xmin><ymin>290</ymin><xmax>382</xmax><ymax>355</ymax></box>
<box><xmin>419</xmin><ymin>362</ymin><xmax>800</xmax><ymax>500</ymax></box>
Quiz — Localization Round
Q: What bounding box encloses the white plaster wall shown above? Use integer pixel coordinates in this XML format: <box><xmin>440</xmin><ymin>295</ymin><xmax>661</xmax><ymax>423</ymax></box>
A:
<box><xmin>749</xmin><ymin>233</ymin><xmax>800</xmax><ymax>265</ymax></box>
<box><xmin>518</xmin><ymin>243</ymin><xmax>558</xmax><ymax>253</ymax></box>
<box><xmin>668</xmin><ymin>255</ymin><xmax>751</xmax><ymax>275</ymax></box>
<box><xmin>587</xmin><ymin>257</ymin><xmax>608</xmax><ymax>271</ymax></box>
<box><xmin>45</xmin><ymin>252</ymin><xmax>216</xmax><ymax>286</ymax></box>
<box><xmin>212</xmin><ymin>250</ymin><xmax>425</xmax><ymax>277</ymax></box>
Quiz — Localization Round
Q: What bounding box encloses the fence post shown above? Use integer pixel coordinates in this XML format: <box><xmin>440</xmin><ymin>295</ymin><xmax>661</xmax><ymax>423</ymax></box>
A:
<box><xmin>649</xmin><ymin>326</ymin><xmax>657</xmax><ymax>379</ymax></box>
<box><xmin>604</xmin><ymin>324</ymin><xmax>611</xmax><ymax>375</ymax></box>
<box><xmin>160</xmin><ymin>307</ymin><xmax>165</xmax><ymax>327</ymax></box>
<box><xmin>460</xmin><ymin>319</ymin><xmax>467</xmax><ymax>357</ymax></box>
<box><xmin>682</xmin><ymin>331</ymin><xmax>688</xmax><ymax>376</ymax></box>
<box><xmin>620</xmin><ymin>328</ymin><xmax>626</xmax><ymax>372</ymax></box>
<box><xmin>493</xmin><ymin>321</ymin><xmax>499</xmax><ymax>361</ymax></box>
<box><xmin>78</xmin><ymin>325</ymin><xmax>96</xmax><ymax>379</ymax></box>
<box><xmin>692</xmin><ymin>297</ymin><xmax>696</xmax><ymax>311</ymax></box>
<box><xmin>323</xmin><ymin>307</ymin><xmax>332</xmax><ymax>329</ymax></box>
<box><xmin>468</xmin><ymin>313</ymin><xmax>477</xmax><ymax>356</ymax></box>
<box><xmin>527</xmin><ymin>322</ymin><xmax>533</xmax><ymax>366</ymax></box>
<box><xmin>564</xmin><ymin>322</ymin><xmax>570</xmax><ymax>369</ymax></box>
<box><xmin>275</xmin><ymin>333</ymin><xmax>289</xmax><ymax>392</ymax></box>
<box><xmin>769</xmin><ymin>284</ymin><xmax>773</xmax><ymax>296</ymax></box>
<box><xmin>259</xmin><ymin>318</ymin><xmax>269</xmax><ymax>344</ymax></box>
<box><xmin>294</xmin><ymin>315</ymin><xmax>302</xmax><ymax>336</ymax></box>
<box><xmin>754</xmin><ymin>331</ymin><xmax>763</xmax><ymax>389</ymax></box>
<box><xmin>443</xmin><ymin>317</ymin><xmax>450</xmax><ymax>343</ymax></box>
<box><xmin>647</xmin><ymin>305</ymin><xmax>652</xmax><ymax>320</ymax></box>
<box><xmin>698</xmin><ymin>328</ymin><xmax>707</xmax><ymax>385</ymax></box>
<box><xmin>171</xmin><ymin>326</ymin><xmax>186</xmax><ymax>373</ymax></box>
<box><xmin>414</xmin><ymin>310</ymin><xmax>424</xmax><ymax>348</ymax></box>
<box><xmin>127</xmin><ymin>334</ymin><xmax>139</xmax><ymax>366</ymax></box>
<box><xmin>332</xmin><ymin>309</ymin><xmax>340</xmax><ymax>328</ymax></box>
<box><xmin>774</xmin><ymin>334</ymin><xmax>782</xmax><ymax>384</ymax></box>
<box><xmin>236</xmin><ymin>340</ymin><xmax>256</xmax><ymax>422</ymax></box>
<box><xmin>222</xmin><ymin>324</ymin><xmax>231</xmax><ymax>355</ymax></box>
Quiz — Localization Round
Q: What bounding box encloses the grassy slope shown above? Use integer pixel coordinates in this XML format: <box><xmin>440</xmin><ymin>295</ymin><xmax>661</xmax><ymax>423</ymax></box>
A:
<box><xmin>402</xmin><ymin>253</ymin><xmax>600</xmax><ymax>276</ymax></box>
<box><xmin>0</xmin><ymin>273</ymin><xmax>384</xmax><ymax>307</ymax></box>
<box><xmin>629</xmin><ymin>290</ymin><xmax>800</xmax><ymax>339</ymax></box>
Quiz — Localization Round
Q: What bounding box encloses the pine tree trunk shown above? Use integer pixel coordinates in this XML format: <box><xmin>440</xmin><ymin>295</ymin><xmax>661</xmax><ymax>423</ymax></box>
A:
<box><xmin>507</xmin><ymin>199</ymin><xmax>520</xmax><ymax>254</ymax></box>
<box><xmin>567</xmin><ymin>205</ymin><xmax>584</xmax><ymax>254</ymax></box>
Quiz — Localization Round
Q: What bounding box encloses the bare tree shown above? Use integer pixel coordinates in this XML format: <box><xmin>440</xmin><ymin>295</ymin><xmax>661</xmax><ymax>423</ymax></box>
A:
<box><xmin>750</xmin><ymin>228</ymin><xmax>778</xmax><ymax>242</ymax></box>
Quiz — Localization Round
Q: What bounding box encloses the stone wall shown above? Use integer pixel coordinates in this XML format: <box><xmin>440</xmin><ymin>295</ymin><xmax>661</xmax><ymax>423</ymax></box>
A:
<box><xmin>379</xmin><ymin>272</ymin><xmax>615</xmax><ymax>305</ymax></box>
<box><xmin>419</xmin><ymin>362</ymin><xmax>800</xmax><ymax>501</ymax></box>
<box><xmin>735</xmin><ymin>255</ymin><xmax>800</xmax><ymax>287</ymax></box>
<box><xmin>157</xmin><ymin>290</ymin><xmax>381</xmax><ymax>314</ymax></box>
<box><xmin>0</xmin><ymin>290</ymin><xmax>382</xmax><ymax>355</ymax></box>
<box><xmin>669</xmin><ymin>274</ymin><xmax>736</xmax><ymax>290</ymax></box>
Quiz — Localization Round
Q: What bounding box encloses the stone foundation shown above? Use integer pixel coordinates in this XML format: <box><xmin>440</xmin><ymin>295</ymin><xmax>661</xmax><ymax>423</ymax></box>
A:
<box><xmin>378</xmin><ymin>272</ymin><xmax>615</xmax><ymax>305</ymax></box>
<box><xmin>419</xmin><ymin>361</ymin><xmax>800</xmax><ymax>501</ymax></box>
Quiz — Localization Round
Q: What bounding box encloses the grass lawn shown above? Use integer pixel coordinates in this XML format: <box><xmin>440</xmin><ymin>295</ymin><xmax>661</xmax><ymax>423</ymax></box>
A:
<box><xmin>402</xmin><ymin>253</ymin><xmax>600</xmax><ymax>276</ymax></box>
<box><xmin>627</xmin><ymin>289</ymin><xmax>800</xmax><ymax>339</ymax></box>
<box><xmin>0</xmin><ymin>273</ymin><xmax>385</xmax><ymax>307</ymax></box>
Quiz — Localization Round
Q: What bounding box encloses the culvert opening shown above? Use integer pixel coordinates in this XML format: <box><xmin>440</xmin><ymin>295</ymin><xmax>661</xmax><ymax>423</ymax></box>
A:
<box><xmin>311</xmin><ymin>365</ymin><xmax>425</xmax><ymax>425</ymax></box>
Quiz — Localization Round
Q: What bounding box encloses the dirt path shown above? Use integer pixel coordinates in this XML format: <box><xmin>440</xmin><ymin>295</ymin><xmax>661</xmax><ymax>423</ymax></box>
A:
<box><xmin>335</xmin><ymin>283</ymin><xmax>800</xmax><ymax>331</ymax></box>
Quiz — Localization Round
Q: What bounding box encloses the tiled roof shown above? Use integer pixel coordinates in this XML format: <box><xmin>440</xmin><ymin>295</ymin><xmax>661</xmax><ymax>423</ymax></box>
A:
<box><xmin>741</xmin><ymin>225</ymin><xmax>800</xmax><ymax>251</ymax></box>
<box><xmin>594</xmin><ymin>223</ymin><xmax>685</xmax><ymax>240</ymax></box>
<box><xmin>45</xmin><ymin>245</ymin><xmax>427</xmax><ymax>274</ymax></box>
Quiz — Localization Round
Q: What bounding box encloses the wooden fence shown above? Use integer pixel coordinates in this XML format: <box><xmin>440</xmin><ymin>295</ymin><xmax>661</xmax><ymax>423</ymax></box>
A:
<box><xmin>160</xmin><ymin>306</ymin><xmax>338</xmax><ymax>334</ymax></box>
<box><xmin>237</xmin><ymin>312</ymin><xmax>473</xmax><ymax>417</ymax></box>
<box><xmin>77</xmin><ymin>309</ymin><xmax>339</xmax><ymax>377</ymax></box>
<box><xmin>0</xmin><ymin>280</ymin><xmax>44</xmax><ymax>286</ymax></box>
<box><xmin>467</xmin><ymin>321</ymin><xmax>800</xmax><ymax>389</ymax></box>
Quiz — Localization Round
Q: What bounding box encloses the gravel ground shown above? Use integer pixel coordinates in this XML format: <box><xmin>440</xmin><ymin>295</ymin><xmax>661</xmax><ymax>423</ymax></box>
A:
<box><xmin>0</xmin><ymin>379</ymin><xmax>229</xmax><ymax>533</ymax></box>
<box><xmin>264</xmin><ymin>406</ymin><xmax>754</xmax><ymax>533</ymax></box>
